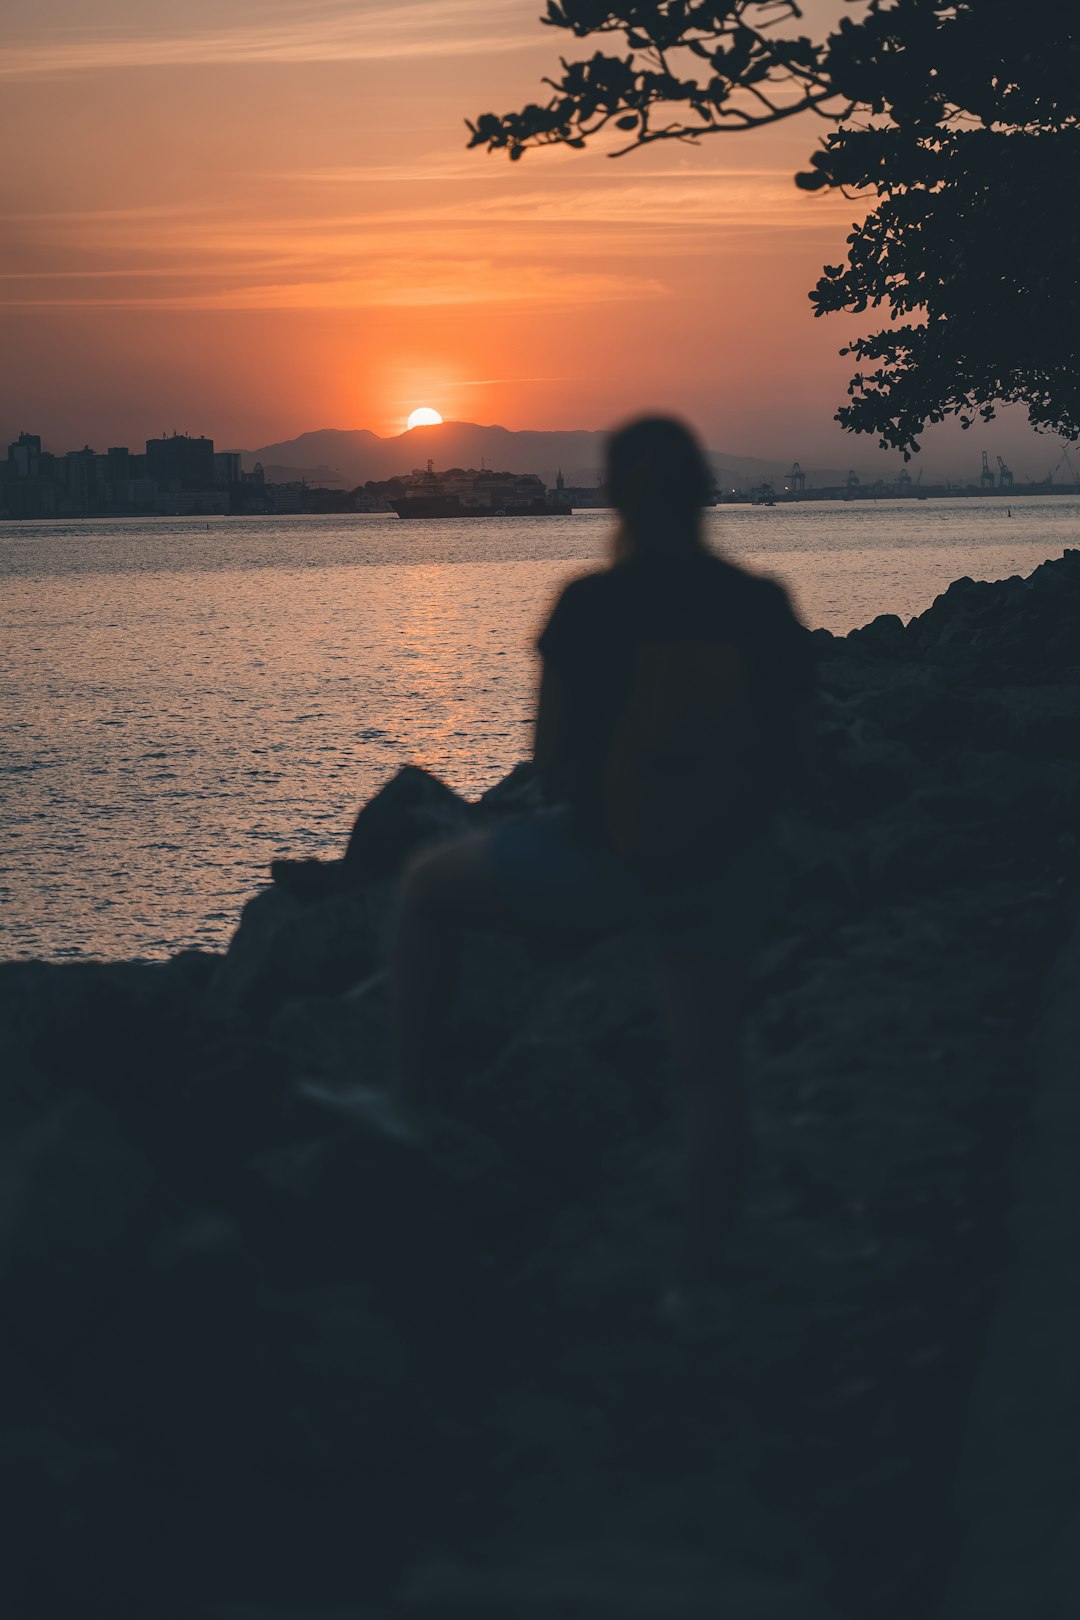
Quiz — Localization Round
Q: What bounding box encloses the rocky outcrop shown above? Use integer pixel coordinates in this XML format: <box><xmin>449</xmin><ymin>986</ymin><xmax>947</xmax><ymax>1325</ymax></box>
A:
<box><xmin>1</xmin><ymin>550</ymin><xmax>1078</xmax><ymax>1618</ymax></box>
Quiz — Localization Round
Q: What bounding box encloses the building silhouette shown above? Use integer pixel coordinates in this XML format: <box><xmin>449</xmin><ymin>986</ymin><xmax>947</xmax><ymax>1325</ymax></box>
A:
<box><xmin>146</xmin><ymin>432</ymin><xmax>215</xmax><ymax>491</ymax></box>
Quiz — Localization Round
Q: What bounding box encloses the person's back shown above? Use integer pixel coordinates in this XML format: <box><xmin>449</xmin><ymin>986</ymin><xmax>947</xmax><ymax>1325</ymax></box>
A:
<box><xmin>536</xmin><ymin>551</ymin><xmax>812</xmax><ymax>873</ymax></box>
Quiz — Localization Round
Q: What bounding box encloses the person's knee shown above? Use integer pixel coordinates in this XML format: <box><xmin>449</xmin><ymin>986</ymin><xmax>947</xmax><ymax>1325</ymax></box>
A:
<box><xmin>399</xmin><ymin>844</ymin><xmax>451</xmax><ymax>923</ymax></box>
<box><xmin>399</xmin><ymin>834</ymin><xmax>491</xmax><ymax>924</ymax></box>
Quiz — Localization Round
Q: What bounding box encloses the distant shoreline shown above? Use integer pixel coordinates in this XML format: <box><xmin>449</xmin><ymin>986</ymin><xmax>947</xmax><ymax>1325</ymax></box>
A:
<box><xmin>3</xmin><ymin>486</ymin><xmax>1080</xmax><ymax>523</ymax></box>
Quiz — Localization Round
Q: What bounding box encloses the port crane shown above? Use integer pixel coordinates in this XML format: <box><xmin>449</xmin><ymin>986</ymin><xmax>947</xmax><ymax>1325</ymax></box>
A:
<box><xmin>996</xmin><ymin>455</ymin><xmax>1013</xmax><ymax>489</ymax></box>
<box><xmin>1049</xmin><ymin>443</ymin><xmax>1080</xmax><ymax>488</ymax></box>
<box><xmin>787</xmin><ymin>461</ymin><xmax>806</xmax><ymax>495</ymax></box>
<box><xmin>980</xmin><ymin>450</ymin><xmax>995</xmax><ymax>490</ymax></box>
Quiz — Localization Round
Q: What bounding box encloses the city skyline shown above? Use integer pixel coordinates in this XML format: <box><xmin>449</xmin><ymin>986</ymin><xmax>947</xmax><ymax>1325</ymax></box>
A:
<box><xmin>6</xmin><ymin>418</ymin><xmax>1076</xmax><ymax>524</ymax></box>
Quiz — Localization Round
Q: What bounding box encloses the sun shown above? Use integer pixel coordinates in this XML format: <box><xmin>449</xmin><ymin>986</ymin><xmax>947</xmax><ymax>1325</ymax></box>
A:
<box><xmin>406</xmin><ymin>406</ymin><xmax>443</xmax><ymax>430</ymax></box>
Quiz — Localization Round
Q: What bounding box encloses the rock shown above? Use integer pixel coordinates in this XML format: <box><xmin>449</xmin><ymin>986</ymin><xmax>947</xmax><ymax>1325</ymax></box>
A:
<box><xmin>774</xmin><ymin>817</ymin><xmax>860</xmax><ymax>922</ymax></box>
<box><xmin>476</xmin><ymin>754</ymin><xmax>544</xmax><ymax>816</ymax></box>
<box><xmin>848</xmin><ymin>612</ymin><xmax>908</xmax><ymax>654</ymax></box>
<box><xmin>851</xmin><ymin>670</ymin><xmax>1000</xmax><ymax>755</ymax></box>
<box><xmin>0</xmin><ymin>1094</ymin><xmax>155</xmax><ymax>1359</ymax></box>
<box><xmin>343</xmin><ymin>764</ymin><xmax>475</xmax><ymax>881</ymax></box>
<box><xmin>246</xmin><ymin>1078</ymin><xmax>530</xmax><ymax>1305</ymax></box>
<box><xmin>988</xmin><ymin>684</ymin><xmax>1080</xmax><ymax>759</ymax></box>
<box><xmin>269</xmin><ymin>855</ymin><xmax>354</xmax><ymax>902</ymax></box>
<box><xmin>478</xmin><ymin>758</ymin><xmax>545</xmax><ymax>816</ymax></box>
<box><xmin>815</xmin><ymin>716</ymin><xmax>921</xmax><ymax>816</ymax></box>
<box><xmin>213</xmin><ymin>882</ymin><xmax>385</xmax><ymax>1017</ymax></box>
<box><xmin>168</xmin><ymin>948</ymin><xmax>226</xmax><ymax>990</ymax></box>
<box><xmin>0</xmin><ymin>958</ymin><xmax>208</xmax><ymax>1116</ymax></box>
<box><xmin>267</xmin><ymin>976</ymin><xmax>391</xmax><ymax>1087</ymax></box>
<box><xmin>908</xmin><ymin>550</ymin><xmax>1080</xmax><ymax>682</ymax></box>
<box><xmin>457</xmin><ymin>1031</ymin><xmax>634</xmax><ymax>1187</ymax></box>
<box><xmin>270</xmin><ymin>766</ymin><xmax>501</xmax><ymax>904</ymax></box>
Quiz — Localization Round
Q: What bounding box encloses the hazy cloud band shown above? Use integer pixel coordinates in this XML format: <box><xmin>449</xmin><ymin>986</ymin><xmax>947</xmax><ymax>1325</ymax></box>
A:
<box><xmin>0</xmin><ymin>0</ymin><xmax>531</xmax><ymax>78</ymax></box>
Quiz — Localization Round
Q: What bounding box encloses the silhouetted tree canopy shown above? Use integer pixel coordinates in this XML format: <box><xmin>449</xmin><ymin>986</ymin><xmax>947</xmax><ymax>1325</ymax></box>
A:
<box><xmin>468</xmin><ymin>2</ymin><xmax>1080</xmax><ymax>454</ymax></box>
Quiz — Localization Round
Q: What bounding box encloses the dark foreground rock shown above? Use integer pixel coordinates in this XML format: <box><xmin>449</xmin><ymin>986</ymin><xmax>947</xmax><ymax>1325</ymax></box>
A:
<box><xmin>2</xmin><ymin>551</ymin><xmax>1079</xmax><ymax>1619</ymax></box>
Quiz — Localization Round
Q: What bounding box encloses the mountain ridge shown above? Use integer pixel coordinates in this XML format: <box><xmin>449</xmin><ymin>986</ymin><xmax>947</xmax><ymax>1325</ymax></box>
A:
<box><xmin>241</xmin><ymin>421</ymin><xmax>845</xmax><ymax>491</ymax></box>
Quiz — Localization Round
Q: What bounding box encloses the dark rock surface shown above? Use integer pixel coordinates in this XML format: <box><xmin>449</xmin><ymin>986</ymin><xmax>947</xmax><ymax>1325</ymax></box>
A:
<box><xmin>2</xmin><ymin>551</ymin><xmax>1079</xmax><ymax>1618</ymax></box>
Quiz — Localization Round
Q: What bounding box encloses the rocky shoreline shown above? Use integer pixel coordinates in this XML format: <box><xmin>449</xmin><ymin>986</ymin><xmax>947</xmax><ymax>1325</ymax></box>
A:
<box><xmin>2</xmin><ymin>551</ymin><xmax>1079</xmax><ymax>1618</ymax></box>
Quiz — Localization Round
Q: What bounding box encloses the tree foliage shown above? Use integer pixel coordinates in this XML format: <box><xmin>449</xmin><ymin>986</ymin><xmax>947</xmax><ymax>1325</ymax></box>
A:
<box><xmin>468</xmin><ymin>2</ymin><xmax>1080</xmax><ymax>454</ymax></box>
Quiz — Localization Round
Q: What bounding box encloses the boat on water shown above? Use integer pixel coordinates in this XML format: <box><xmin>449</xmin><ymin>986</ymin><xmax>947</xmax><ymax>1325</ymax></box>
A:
<box><xmin>389</xmin><ymin>460</ymin><xmax>572</xmax><ymax>519</ymax></box>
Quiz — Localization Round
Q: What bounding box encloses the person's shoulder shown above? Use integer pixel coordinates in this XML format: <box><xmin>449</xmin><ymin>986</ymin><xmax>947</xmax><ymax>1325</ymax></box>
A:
<box><xmin>749</xmin><ymin>571</ymin><xmax>802</xmax><ymax>627</ymax></box>
<box><xmin>702</xmin><ymin>555</ymin><xmax>802</xmax><ymax>623</ymax></box>
<box><xmin>538</xmin><ymin>568</ymin><xmax>616</xmax><ymax>658</ymax></box>
<box><xmin>546</xmin><ymin>567</ymin><xmax>618</xmax><ymax>625</ymax></box>
<box><xmin>554</xmin><ymin>568</ymin><xmax>615</xmax><ymax>608</ymax></box>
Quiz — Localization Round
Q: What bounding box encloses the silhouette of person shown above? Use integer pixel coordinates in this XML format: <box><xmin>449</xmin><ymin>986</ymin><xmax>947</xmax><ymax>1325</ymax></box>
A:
<box><xmin>392</xmin><ymin>417</ymin><xmax>814</xmax><ymax>1288</ymax></box>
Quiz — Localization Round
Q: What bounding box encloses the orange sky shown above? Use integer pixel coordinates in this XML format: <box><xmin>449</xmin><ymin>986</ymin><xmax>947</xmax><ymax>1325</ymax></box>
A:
<box><xmin>0</xmin><ymin>0</ymin><xmax>1058</xmax><ymax>477</ymax></box>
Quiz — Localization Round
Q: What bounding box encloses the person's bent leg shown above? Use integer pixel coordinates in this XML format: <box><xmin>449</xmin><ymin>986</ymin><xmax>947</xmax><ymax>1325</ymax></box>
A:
<box><xmin>653</xmin><ymin>948</ymin><xmax>749</xmax><ymax>1279</ymax></box>
<box><xmin>391</xmin><ymin>832</ymin><xmax>509</xmax><ymax>1107</ymax></box>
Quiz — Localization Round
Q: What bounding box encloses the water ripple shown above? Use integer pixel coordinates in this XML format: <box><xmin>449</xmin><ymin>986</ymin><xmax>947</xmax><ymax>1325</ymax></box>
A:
<box><xmin>2</xmin><ymin>503</ymin><xmax>1074</xmax><ymax>960</ymax></box>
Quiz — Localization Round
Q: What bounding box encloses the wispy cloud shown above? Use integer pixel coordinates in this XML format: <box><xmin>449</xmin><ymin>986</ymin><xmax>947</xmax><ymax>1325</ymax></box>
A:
<box><xmin>0</xmin><ymin>0</ymin><xmax>532</xmax><ymax>79</ymax></box>
<box><xmin>290</xmin><ymin>161</ymin><xmax>829</xmax><ymax>187</ymax></box>
<box><xmin>0</xmin><ymin>259</ymin><xmax>664</xmax><ymax>312</ymax></box>
<box><xmin>454</xmin><ymin>377</ymin><xmax>569</xmax><ymax>387</ymax></box>
<box><xmin>0</xmin><ymin>186</ymin><xmax>853</xmax><ymax>314</ymax></box>
<box><xmin>0</xmin><ymin>135</ymin><xmax>857</xmax><ymax>316</ymax></box>
<box><xmin>9</xmin><ymin>173</ymin><xmax>851</xmax><ymax>249</ymax></box>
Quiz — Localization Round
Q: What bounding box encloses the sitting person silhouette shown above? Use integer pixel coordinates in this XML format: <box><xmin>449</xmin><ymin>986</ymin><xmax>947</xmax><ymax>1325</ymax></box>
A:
<box><xmin>392</xmin><ymin>416</ymin><xmax>813</xmax><ymax>1293</ymax></box>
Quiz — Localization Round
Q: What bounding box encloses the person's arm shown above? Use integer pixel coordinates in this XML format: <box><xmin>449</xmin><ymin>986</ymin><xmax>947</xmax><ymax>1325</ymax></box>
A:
<box><xmin>755</xmin><ymin>590</ymin><xmax>817</xmax><ymax>799</ymax></box>
<box><xmin>533</xmin><ymin>663</ymin><xmax>569</xmax><ymax>802</ymax></box>
<box><xmin>534</xmin><ymin>580</ymin><xmax>586</xmax><ymax>804</ymax></box>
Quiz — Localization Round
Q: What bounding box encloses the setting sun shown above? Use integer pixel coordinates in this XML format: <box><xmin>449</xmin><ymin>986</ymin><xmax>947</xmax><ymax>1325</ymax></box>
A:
<box><xmin>406</xmin><ymin>407</ymin><xmax>443</xmax><ymax>430</ymax></box>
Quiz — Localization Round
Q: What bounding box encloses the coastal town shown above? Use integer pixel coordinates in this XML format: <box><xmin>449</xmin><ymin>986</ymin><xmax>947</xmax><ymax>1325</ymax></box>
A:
<box><xmin>0</xmin><ymin>429</ymin><xmax>584</xmax><ymax>520</ymax></box>
<box><xmin>6</xmin><ymin>428</ymin><xmax>1080</xmax><ymax>521</ymax></box>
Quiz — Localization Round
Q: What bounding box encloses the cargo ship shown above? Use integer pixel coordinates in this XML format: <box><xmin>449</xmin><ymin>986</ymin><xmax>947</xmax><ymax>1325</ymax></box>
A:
<box><xmin>389</xmin><ymin>460</ymin><xmax>572</xmax><ymax>519</ymax></box>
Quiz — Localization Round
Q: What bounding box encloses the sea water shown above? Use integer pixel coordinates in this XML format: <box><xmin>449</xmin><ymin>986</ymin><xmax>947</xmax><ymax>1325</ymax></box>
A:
<box><xmin>2</xmin><ymin>498</ymin><xmax>1076</xmax><ymax>960</ymax></box>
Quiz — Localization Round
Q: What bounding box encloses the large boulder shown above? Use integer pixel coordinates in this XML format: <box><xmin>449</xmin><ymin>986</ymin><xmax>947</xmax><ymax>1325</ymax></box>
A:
<box><xmin>270</xmin><ymin>763</ymin><xmax>479</xmax><ymax>903</ymax></box>
<box><xmin>343</xmin><ymin>764</ymin><xmax>476</xmax><ymax>879</ymax></box>
<box><xmin>212</xmin><ymin>882</ymin><xmax>385</xmax><ymax>1018</ymax></box>
<box><xmin>909</xmin><ymin>549</ymin><xmax>1080</xmax><ymax>682</ymax></box>
<box><xmin>477</xmin><ymin>758</ymin><xmax>544</xmax><ymax>816</ymax></box>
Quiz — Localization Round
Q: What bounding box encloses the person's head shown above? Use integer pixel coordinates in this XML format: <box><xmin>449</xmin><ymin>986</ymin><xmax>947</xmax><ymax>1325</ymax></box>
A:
<box><xmin>605</xmin><ymin>416</ymin><xmax>712</xmax><ymax>562</ymax></box>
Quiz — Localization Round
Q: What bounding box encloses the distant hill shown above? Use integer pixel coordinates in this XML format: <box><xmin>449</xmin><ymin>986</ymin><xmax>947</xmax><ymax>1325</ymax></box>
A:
<box><xmin>242</xmin><ymin>422</ymin><xmax>844</xmax><ymax>491</ymax></box>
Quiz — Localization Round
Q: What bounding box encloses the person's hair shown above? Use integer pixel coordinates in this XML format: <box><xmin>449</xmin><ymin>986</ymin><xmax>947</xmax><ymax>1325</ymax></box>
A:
<box><xmin>605</xmin><ymin>416</ymin><xmax>712</xmax><ymax>563</ymax></box>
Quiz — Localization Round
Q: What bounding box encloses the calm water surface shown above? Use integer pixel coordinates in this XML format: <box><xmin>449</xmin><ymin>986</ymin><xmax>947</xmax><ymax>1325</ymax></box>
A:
<box><xmin>2</xmin><ymin>499</ymin><xmax>1075</xmax><ymax>960</ymax></box>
